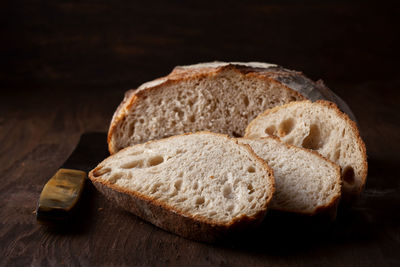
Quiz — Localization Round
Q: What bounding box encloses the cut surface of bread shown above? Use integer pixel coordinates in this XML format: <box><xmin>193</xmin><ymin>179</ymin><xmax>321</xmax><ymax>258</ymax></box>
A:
<box><xmin>108</xmin><ymin>61</ymin><xmax>355</xmax><ymax>154</ymax></box>
<box><xmin>89</xmin><ymin>132</ymin><xmax>275</xmax><ymax>242</ymax></box>
<box><xmin>239</xmin><ymin>137</ymin><xmax>341</xmax><ymax>216</ymax></box>
<box><xmin>245</xmin><ymin>100</ymin><xmax>367</xmax><ymax>197</ymax></box>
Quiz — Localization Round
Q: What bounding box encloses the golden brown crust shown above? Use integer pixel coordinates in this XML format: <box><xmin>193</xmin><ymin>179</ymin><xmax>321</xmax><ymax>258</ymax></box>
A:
<box><xmin>240</xmin><ymin>136</ymin><xmax>342</xmax><ymax>217</ymax></box>
<box><xmin>91</xmin><ymin>131</ymin><xmax>275</xmax><ymax>242</ymax></box>
<box><xmin>245</xmin><ymin>100</ymin><xmax>368</xmax><ymax>196</ymax></box>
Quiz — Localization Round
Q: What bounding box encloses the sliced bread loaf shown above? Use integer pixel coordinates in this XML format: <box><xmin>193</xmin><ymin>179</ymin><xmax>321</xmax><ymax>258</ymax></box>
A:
<box><xmin>245</xmin><ymin>100</ymin><xmax>367</xmax><ymax>197</ymax></box>
<box><xmin>238</xmin><ymin>137</ymin><xmax>341</xmax><ymax>216</ymax></box>
<box><xmin>89</xmin><ymin>132</ymin><xmax>275</xmax><ymax>242</ymax></box>
<box><xmin>108</xmin><ymin>61</ymin><xmax>355</xmax><ymax>154</ymax></box>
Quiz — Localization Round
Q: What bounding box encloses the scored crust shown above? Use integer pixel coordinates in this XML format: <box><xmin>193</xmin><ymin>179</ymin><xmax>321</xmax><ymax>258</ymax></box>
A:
<box><xmin>90</xmin><ymin>131</ymin><xmax>275</xmax><ymax>243</ymax></box>
<box><xmin>245</xmin><ymin>100</ymin><xmax>368</xmax><ymax>196</ymax></box>
<box><xmin>107</xmin><ymin>62</ymin><xmax>356</xmax><ymax>154</ymax></box>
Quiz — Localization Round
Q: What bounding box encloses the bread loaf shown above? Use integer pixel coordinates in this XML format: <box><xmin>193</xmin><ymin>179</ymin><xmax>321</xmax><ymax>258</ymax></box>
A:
<box><xmin>245</xmin><ymin>100</ymin><xmax>367</xmax><ymax>197</ymax></box>
<box><xmin>108</xmin><ymin>62</ymin><xmax>355</xmax><ymax>154</ymax></box>
<box><xmin>89</xmin><ymin>132</ymin><xmax>275</xmax><ymax>242</ymax></box>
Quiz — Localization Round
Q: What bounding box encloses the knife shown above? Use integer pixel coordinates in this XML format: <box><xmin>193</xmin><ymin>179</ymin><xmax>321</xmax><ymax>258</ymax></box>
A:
<box><xmin>36</xmin><ymin>132</ymin><xmax>109</xmax><ymax>224</ymax></box>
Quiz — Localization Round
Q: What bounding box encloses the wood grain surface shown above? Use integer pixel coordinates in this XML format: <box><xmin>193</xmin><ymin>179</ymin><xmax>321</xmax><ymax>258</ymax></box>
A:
<box><xmin>1</xmin><ymin>1</ymin><xmax>400</xmax><ymax>266</ymax></box>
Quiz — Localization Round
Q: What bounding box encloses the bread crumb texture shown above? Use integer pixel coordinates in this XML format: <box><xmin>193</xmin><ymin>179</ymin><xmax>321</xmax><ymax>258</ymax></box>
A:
<box><xmin>110</xmin><ymin>67</ymin><xmax>304</xmax><ymax>152</ymax></box>
<box><xmin>245</xmin><ymin>100</ymin><xmax>367</xmax><ymax>195</ymax></box>
<box><xmin>91</xmin><ymin>133</ymin><xmax>274</xmax><ymax>224</ymax></box>
<box><xmin>240</xmin><ymin>137</ymin><xmax>341</xmax><ymax>214</ymax></box>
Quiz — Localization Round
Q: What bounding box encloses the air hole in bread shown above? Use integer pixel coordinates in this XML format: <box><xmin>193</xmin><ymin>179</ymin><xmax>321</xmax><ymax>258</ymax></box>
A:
<box><xmin>341</xmin><ymin>128</ymin><xmax>346</xmax><ymax>137</ymax></box>
<box><xmin>139</xmin><ymin>118</ymin><xmax>144</xmax><ymax>123</ymax></box>
<box><xmin>289</xmin><ymin>96</ymin><xmax>297</xmax><ymax>102</ymax></box>
<box><xmin>173</xmin><ymin>107</ymin><xmax>184</xmax><ymax>118</ymax></box>
<box><xmin>174</xmin><ymin>179</ymin><xmax>182</xmax><ymax>190</ymax></box>
<box><xmin>265</xmin><ymin>125</ymin><xmax>276</xmax><ymax>136</ymax></box>
<box><xmin>232</xmin><ymin>132</ymin><xmax>241</xmax><ymax>138</ymax></box>
<box><xmin>148</xmin><ymin>155</ymin><xmax>164</xmax><ymax>167</ymax></box>
<box><xmin>247</xmin><ymin>166</ymin><xmax>255</xmax><ymax>173</ymax></box>
<box><xmin>227</xmin><ymin>204</ymin><xmax>234</xmax><ymax>212</ymax></box>
<box><xmin>176</xmin><ymin>149</ymin><xmax>187</xmax><ymax>155</ymax></box>
<box><xmin>92</xmin><ymin>167</ymin><xmax>111</xmax><ymax>177</ymax></box>
<box><xmin>242</xmin><ymin>95</ymin><xmax>249</xmax><ymax>107</ymax></box>
<box><xmin>209</xmin><ymin>211</ymin><xmax>217</xmax><ymax>217</ymax></box>
<box><xmin>278</xmin><ymin>118</ymin><xmax>295</xmax><ymax>137</ymax></box>
<box><xmin>192</xmin><ymin>182</ymin><xmax>199</xmax><ymax>190</ymax></box>
<box><xmin>248</xmin><ymin>196</ymin><xmax>254</xmax><ymax>202</ymax></box>
<box><xmin>334</xmin><ymin>148</ymin><xmax>341</xmax><ymax>161</ymax></box>
<box><xmin>121</xmin><ymin>160</ymin><xmax>143</xmax><ymax>169</ymax></box>
<box><xmin>161</xmin><ymin>185</ymin><xmax>169</xmax><ymax>192</ymax></box>
<box><xmin>109</xmin><ymin>172</ymin><xmax>124</xmax><ymax>184</ymax></box>
<box><xmin>176</xmin><ymin>197</ymin><xmax>187</xmax><ymax>203</ymax></box>
<box><xmin>250</xmin><ymin>203</ymin><xmax>257</xmax><ymax>209</ymax></box>
<box><xmin>151</xmin><ymin>182</ymin><xmax>162</xmax><ymax>193</ymax></box>
<box><xmin>195</xmin><ymin>196</ymin><xmax>205</xmax><ymax>205</ymax></box>
<box><xmin>223</xmin><ymin>184</ymin><xmax>233</xmax><ymax>199</ymax></box>
<box><xmin>189</xmin><ymin>114</ymin><xmax>196</xmax><ymax>123</ymax></box>
<box><xmin>247</xmin><ymin>183</ymin><xmax>255</xmax><ymax>194</ymax></box>
<box><xmin>343</xmin><ymin>166</ymin><xmax>355</xmax><ymax>185</ymax></box>
<box><xmin>130</xmin><ymin>150</ymin><xmax>144</xmax><ymax>156</ymax></box>
<box><xmin>128</xmin><ymin>123</ymin><xmax>135</xmax><ymax>137</ymax></box>
<box><xmin>301</xmin><ymin>124</ymin><xmax>323</xmax><ymax>150</ymax></box>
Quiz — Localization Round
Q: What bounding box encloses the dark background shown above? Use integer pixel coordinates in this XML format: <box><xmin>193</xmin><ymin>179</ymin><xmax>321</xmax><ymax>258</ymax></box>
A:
<box><xmin>1</xmin><ymin>0</ymin><xmax>400</xmax><ymax>266</ymax></box>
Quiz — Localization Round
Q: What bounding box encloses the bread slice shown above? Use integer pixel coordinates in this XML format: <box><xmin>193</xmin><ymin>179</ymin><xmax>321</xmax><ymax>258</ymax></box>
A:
<box><xmin>108</xmin><ymin>61</ymin><xmax>356</xmax><ymax>154</ymax></box>
<box><xmin>238</xmin><ymin>137</ymin><xmax>341</xmax><ymax>216</ymax></box>
<box><xmin>245</xmin><ymin>100</ymin><xmax>367</xmax><ymax>197</ymax></box>
<box><xmin>89</xmin><ymin>132</ymin><xmax>275</xmax><ymax>242</ymax></box>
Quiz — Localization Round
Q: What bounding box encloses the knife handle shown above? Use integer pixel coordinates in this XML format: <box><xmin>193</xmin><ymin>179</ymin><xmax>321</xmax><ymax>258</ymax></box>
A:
<box><xmin>36</xmin><ymin>168</ymin><xmax>86</xmax><ymax>224</ymax></box>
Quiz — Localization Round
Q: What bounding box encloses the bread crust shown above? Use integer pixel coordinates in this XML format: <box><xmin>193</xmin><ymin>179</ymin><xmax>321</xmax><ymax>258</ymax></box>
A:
<box><xmin>241</xmin><ymin>136</ymin><xmax>342</xmax><ymax>218</ymax></box>
<box><xmin>245</xmin><ymin>100</ymin><xmax>368</xmax><ymax>196</ymax></box>
<box><xmin>91</xmin><ymin>131</ymin><xmax>275</xmax><ymax>243</ymax></box>
<box><xmin>108</xmin><ymin>62</ymin><xmax>355</xmax><ymax>154</ymax></box>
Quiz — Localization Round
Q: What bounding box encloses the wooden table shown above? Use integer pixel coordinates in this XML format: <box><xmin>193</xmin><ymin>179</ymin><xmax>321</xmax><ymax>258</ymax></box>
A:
<box><xmin>1</xmin><ymin>1</ymin><xmax>399</xmax><ymax>266</ymax></box>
